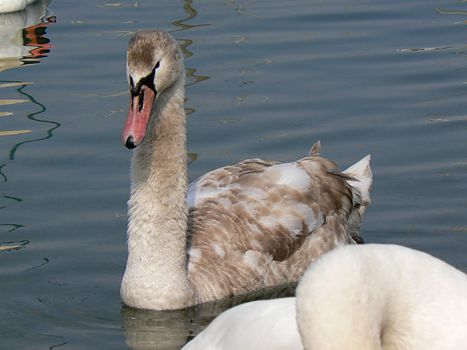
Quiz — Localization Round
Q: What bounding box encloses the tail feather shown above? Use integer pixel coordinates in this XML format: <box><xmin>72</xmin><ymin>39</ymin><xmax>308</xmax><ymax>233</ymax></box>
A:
<box><xmin>305</xmin><ymin>141</ymin><xmax>372</xmax><ymax>241</ymax></box>
<box><xmin>342</xmin><ymin>155</ymin><xmax>372</xmax><ymax>241</ymax></box>
<box><xmin>308</xmin><ymin>140</ymin><xmax>321</xmax><ymax>157</ymax></box>
<box><xmin>343</xmin><ymin>155</ymin><xmax>372</xmax><ymax>206</ymax></box>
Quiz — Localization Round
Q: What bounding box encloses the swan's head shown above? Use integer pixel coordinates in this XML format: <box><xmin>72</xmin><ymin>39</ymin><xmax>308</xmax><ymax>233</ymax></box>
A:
<box><xmin>122</xmin><ymin>30</ymin><xmax>183</xmax><ymax>149</ymax></box>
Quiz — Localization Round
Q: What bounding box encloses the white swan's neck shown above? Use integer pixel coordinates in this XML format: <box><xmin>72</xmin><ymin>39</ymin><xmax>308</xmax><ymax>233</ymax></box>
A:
<box><xmin>121</xmin><ymin>75</ymin><xmax>196</xmax><ymax>310</ymax></box>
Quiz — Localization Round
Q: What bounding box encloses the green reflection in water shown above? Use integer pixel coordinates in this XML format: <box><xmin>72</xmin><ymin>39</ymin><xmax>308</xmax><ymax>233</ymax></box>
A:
<box><xmin>171</xmin><ymin>0</ymin><xmax>209</xmax><ymax>88</ymax></box>
<box><xmin>24</xmin><ymin>257</ymin><xmax>49</xmax><ymax>271</ymax></box>
<box><xmin>0</xmin><ymin>164</ymin><xmax>7</xmax><ymax>182</ymax></box>
<box><xmin>8</xmin><ymin>83</ymin><xmax>61</xmax><ymax>161</ymax></box>
<box><xmin>172</xmin><ymin>0</ymin><xmax>210</xmax><ymax>32</ymax></box>
<box><xmin>0</xmin><ymin>83</ymin><xmax>59</xmax><ymax>242</ymax></box>
<box><xmin>0</xmin><ymin>198</ymin><xmax>25</xmax><ymax>234</ymax></box>
<box><xmin>172</xmin><ymin>0</ymin><xmax>208</xmax><ymax>163</ymax></box>
<box><xmin>0</xmin><ymin>224</ymin><xmax>25</xmax><ymax>233</ymax></box>
<box><xmin>3</xmin><ymin>195</ymin><xmax>22</xmax><ymax>202</ymax></box>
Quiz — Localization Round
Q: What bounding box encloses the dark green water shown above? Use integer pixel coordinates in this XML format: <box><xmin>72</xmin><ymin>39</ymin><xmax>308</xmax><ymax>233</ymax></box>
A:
<box><xmin>0</xmin><ymin>0</ymin><xmax>466</xmax><ymax>349</ymax></box>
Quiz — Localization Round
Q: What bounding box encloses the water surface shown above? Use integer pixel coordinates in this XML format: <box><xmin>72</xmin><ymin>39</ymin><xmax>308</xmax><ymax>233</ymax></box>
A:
<box><xmin>0</xmin><ymin>0</ymin><xmax>466</xmax><ymax>349</ymax></box>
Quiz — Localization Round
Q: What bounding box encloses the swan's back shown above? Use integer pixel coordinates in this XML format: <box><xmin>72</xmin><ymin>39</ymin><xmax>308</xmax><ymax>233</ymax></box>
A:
<box><xmin>186</xmin><ymin>148</ymin><xmax>372</xmax><ymax>303</ymax></box>
<box><xmin>296</xmin><ymin>244</ymin><xmax>467</xmax><ymax>350</ymax></box>
<box><xmin>183</xmin><ymin>297</ymin><xmax>301</xmax><ymax>350</ymax></box>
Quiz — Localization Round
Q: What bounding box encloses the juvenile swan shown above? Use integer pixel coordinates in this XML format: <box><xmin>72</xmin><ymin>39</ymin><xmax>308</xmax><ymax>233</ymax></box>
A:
<box><xmin>183</xmin><ymin>244</ymin><xmax>467</xmax><ymax>350</ymax></box>
<box><xmin>120</xmin><ymin>30</ymin><xmax>373</xmax><ymax>310</ymax></box>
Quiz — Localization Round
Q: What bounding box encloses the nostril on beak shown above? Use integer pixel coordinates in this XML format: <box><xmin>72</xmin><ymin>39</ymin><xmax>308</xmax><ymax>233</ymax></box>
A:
<box><xmin>125</xmin><ymin>136</ymin><xmax>136</xmax><ymax>149</ymax></box>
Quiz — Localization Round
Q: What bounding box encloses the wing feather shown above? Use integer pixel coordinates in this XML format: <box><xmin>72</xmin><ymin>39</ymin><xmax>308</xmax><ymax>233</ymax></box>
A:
<box><xmin>187</xmin><ymin>156</ymin><xmax>353</xmax><ymax>262</ymax></box>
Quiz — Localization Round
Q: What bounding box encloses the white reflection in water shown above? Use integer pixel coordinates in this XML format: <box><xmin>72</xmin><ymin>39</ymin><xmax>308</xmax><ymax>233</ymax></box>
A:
<box><xmin>0</xmin><ymin>0</ymin><xmax>54</xmax><ymax>72</ymax></box>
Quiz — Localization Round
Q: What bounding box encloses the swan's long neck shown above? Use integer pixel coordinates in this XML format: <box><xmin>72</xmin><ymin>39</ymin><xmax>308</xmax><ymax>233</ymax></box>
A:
<box><xmin>296</xmin><ymin>248</ymin><xmax>390</xmax><ymax>350</ymax></box>
<box><xmin>121</xmin><ymin>75</ymin><xmax>196</xmax><ymax>310</ymax></box>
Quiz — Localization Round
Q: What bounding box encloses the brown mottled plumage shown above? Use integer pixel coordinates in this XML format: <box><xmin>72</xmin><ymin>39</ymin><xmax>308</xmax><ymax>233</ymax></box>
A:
<box><xmin>186</xmin><ymin>151</ymin><xmax>368</xmax><ymax>302</ymax></box>
<box><xmin>120</xmin><ymin>30</ymin><xmax>372</xmax><ymax>310</ymax></box>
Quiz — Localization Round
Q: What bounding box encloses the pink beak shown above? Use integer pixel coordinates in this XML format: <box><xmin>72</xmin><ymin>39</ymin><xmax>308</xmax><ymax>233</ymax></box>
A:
<box><xmin>122</xmin><ymin>85</ymin><xmax>156</xmax><ymax>149</ymax></box>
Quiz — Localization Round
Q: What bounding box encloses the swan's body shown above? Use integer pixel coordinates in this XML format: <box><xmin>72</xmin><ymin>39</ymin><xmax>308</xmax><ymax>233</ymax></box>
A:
<box><xmin>297</xmin><ymin>244</ymin><xmax>467</xmax><ymax>350</ymax></box>
<box><xmin>0</xmin><ymin>0</ymin><xmax>38</xmax><ymax>13</ymax></box>
<box><xmin>183</xmin><ymin>244</ymin><xmax>467</xmax><ymax>350</ymax></box>
<box><xmin>120</xmin><ymin>30</ymin><xmax>372</xmax><ymax>310</ymax></box>
<box><xmin>183</xmin><ymin>297</ymin><xmax>301</xmax><ymax>350</ymax></box>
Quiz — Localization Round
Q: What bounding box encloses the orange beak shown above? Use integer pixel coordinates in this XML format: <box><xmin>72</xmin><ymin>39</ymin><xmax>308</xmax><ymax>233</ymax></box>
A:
<box><xmin>122</xmin><ymin>85</ymin><xmax>156</xmax><ymax>149</ymax></box>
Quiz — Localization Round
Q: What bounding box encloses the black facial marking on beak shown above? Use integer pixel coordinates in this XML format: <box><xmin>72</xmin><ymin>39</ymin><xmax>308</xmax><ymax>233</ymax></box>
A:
<box><xmin>130</xmin><ymin>62</ymin><xmax>159</xmax><ymax>98</ymax></box>
<box><xmin>129</xmin><ymin>76</ymin><xmax>135</xmax><ymax>109</ymax></box>
<box><xmin>138</xmin><ymin>89</ymin><xmax>145</xmax><ymax>112</ymax></box>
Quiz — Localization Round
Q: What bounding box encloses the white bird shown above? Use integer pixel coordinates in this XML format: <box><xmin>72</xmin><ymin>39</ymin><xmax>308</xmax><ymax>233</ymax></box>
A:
<box><xmin>182</xmin><ymin>244</ymin><xmax>467</xmax><ymax>350</ymax></box>
<box><xmin>297</xmin><ymin>244</ymin><xmax>467</xmax><ymax>350</ymax></box>
<box><xmin>120</xmin><ymin>30</ymin><xmax>373</xmax><ymax>311</ymax></box>
<box><xmin>183</xmin><ymin>297</ymin><xmax>301</xmax><ymax>350</ymax></box>
<box><xmin>0</xmin><ymin>0</ymin><xmax>38</xmax><ymax>13</ymax></box>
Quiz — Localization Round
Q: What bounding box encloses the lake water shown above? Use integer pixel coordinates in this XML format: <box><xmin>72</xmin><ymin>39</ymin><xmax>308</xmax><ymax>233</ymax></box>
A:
<box><xmin>0</xmin><ymin>0</ymin><xmax>466</xmax><ymax>349</ymax></box>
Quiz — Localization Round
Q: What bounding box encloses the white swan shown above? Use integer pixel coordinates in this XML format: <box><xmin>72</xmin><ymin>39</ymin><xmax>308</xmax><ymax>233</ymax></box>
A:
<box><xmin>297</xmin><ymin>244</ymin><xmax>467</xmax><ymax>350</ymax></box>
<box><xmin>120</xmin><ymin>30</ymin><xmax>373</xmax><ymax>310</ymax></box>
<box><xmin>0</xmin><ymin>0</ymin><xmax>38</xmax><ymax>13</ymax></box>
<box><xmin>183</xmin><ymin>244</ymin><xmax>467</xmax><ymax>350</ymax></box>
<box><xmin>183</xmin><ymin>297</ymin><xmax>301</xmax><ymax>350</ymax></box>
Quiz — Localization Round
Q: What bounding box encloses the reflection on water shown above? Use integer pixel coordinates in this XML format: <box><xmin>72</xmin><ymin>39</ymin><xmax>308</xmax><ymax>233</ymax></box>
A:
<box><xmin>172</xmin><ymin>0</ymin><xmax>209</xmax><ymax>32</ymax></box>
<box><xmin>0</xmin><ymin>0</ymin><xmax>57</xmax><ymax>254</ymax></box>
<box><xmin>0</xmin><ymin>83</ymin><xmax>60</xmax><ymax>251</ymax></box>
<box><xmin>435</xmin><ymin>7</ymin><xmax>467</xmax><ymax>16</ymax></box>
<box><xmin>0</xmin><ymin>0</ymin><xmax>466</xmax><ymax>348</ymax></box>
<box><xmin>0</xmin><ymin>164</ymin><xmax>6</xmax><ymax>182</ymax></box>
<box><xmin>171</xmin><ymin>0</ymin><xmax>209</xmax><ymax>88</ymax></box>
<box><xmin>0</xmin><ymin>82</ymin><xmax>60</xmax><ymax>164</ymax></box>
<box><xmin>0</xmin><ymin>189</ymin><xmax>25</xmax><ymax>239</ymax></box>
<box><xmin>0</xmin><ymin>223</ymin><xmax>25</xmax><ymax>233</ymax></box>
<box><xmin>7</xmin><ymin>84</ymin><xmax>60</xmax><ymax>160</ymax></box>
<box><xmin>172</xmin><ymin>0</ymin><xmax>209</xmax><ymax>158</ymax></box>
<box><xmin>0</xmin><ymin>0</ymin><xmax>58</xmax><ymax>157</ymax></box>
<box><xmin>122</xmin><ymin>284</ymin><xmax>295</xmax><ymax>350</ymax></box>
<box><xmin>122</xmin><ymin>307</ymin><xmax>196</xmax><ymax>350</ymax></box>
<box><xmin>0</xmin><ymin>239</ymin><xmax>29</xmax><ymax>252</ymax></box>
<box><xmin>0</xmin><ymin>0</ymin><xmax>55</xmax><ymax>72</ymax></box>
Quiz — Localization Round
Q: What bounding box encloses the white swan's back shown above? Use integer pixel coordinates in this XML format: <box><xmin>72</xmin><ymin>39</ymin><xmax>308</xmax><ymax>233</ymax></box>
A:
<box><xmin>296</xmin><ymin>244</ymin><xmax>467</xmax><ymax>350</ymax></box>
<box><xmin>183</xmin><ymin>244</ymin><xmax>467</xmax><ymax>350</ymax></box>
<box><xmin>183</xmin><ymin>298</ymin><xmax>302</xmax><ymax>350</ymax></box>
